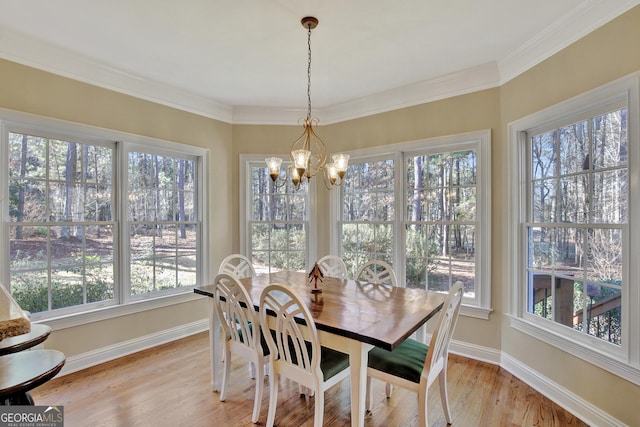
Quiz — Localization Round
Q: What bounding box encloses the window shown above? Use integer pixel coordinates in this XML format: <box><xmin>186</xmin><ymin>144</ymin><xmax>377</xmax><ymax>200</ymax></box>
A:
<box><xmin>405</xmin><ymin>148</ymin><xmax>479</xmax><ymax>304</ymax></box>
<box><xmin>508</xmin><ymin>74</ymin><xmax>640</xmax><ymax>381</ymax></box>
<box><xmin>240</xmin><ymin>155</ymin><xmax>314</xmax><ymax>274</ymax></box>
<box><xmin>340</xmin><ymin>156</ymin><xmax>396</xmax><ymax>277</ymax></box>
<box><xmin>126</xmin><ymin>147</ymin><xmax>199</xmax><ymax>298</ymax></box>
<box><xmin>7</xmin><ymin>131</ymin><xmax>116</xmax><ymax>314</ymax></box>
<box><xmin>1</xmin><ymin>111</ymin><xmax>206</xmax><ymax>321</ymax></box>
<box><xmin>331</xmin><ymin>130</ymin><xmax>492</xmax><ymax>317</ymax></box>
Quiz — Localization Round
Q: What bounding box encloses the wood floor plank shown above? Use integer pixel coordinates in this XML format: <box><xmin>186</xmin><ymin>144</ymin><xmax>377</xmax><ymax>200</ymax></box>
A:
<box><xmin>31</xmin><ymin>332</ymin><xmax>589</xmax><ymax>427</ymax></box>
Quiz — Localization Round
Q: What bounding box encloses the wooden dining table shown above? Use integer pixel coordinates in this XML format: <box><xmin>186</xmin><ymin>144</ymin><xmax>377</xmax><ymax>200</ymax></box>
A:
<box><xmin>194</xmin><ymin>270</ymin><xmax>445</xmax><ymax>427</ymax></box>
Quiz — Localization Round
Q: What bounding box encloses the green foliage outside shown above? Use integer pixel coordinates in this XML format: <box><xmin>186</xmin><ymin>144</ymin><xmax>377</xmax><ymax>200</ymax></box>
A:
<box><xmin>11</xmin><ymin>261</ymin><xmax>114</xmax><ymax>313</ymax></box>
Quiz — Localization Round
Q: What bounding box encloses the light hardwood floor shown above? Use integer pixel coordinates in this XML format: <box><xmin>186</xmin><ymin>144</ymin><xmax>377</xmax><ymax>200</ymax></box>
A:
<box><xmin>31</xmin><ymin>332</ymin><xmax>588</xmax><ymax>427</ymax></box>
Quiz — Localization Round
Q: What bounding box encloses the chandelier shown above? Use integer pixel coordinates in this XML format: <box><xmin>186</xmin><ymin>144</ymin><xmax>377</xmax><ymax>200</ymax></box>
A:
<box><xmin>265</xmin><ymin>16</ymin><xmax>349</xmax><ymax>189</ymax></box>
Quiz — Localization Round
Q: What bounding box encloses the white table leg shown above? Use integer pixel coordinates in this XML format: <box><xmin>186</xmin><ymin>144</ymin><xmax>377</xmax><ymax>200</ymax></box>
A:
<box><xmin>348</xmin><ymin>340</ymin><xmax>373</xmax><ymax>427</ymax></box>
<box><xmin>207</xmin><ymin>299</ymin><xmax>220</xmax><ymax>391</ymax></box>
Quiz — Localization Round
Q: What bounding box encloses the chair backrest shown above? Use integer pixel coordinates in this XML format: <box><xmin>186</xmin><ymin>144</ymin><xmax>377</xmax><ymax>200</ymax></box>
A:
<box><xmin>317</xmin><ymin>255</ymin><xmax>348</xmax><ymax>279</ymax></box>
<box><xmin>218</xmin><ymin>254</ymin><xmax>256</xmax><ymax>278</ymax></box>
<box><xmin>212</xmin><ymin>273</ymin><xmax>262</xmax><ymax>354</ymax></box>
<box><xmin>356</xmin><ymin>260</ymin><xmax>397</xmax><ymax>287</ymax></box>
<box><xmin>259</xmin><ymin>284</ymin><xmax>321</xmax><ymax>381</ymax></box>
<box><xmin>423</xmin><ymin>281</ymin><xmax>464</xmax><ymax>378</ymax></box>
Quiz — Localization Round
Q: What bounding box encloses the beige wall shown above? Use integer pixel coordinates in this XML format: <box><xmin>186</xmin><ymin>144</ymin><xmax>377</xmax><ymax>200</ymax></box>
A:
<box><xmin>498</xmin><ymin>6</ymin><xmax>640</xmax><ymax>425</ymax></box>
<box><xmin>0</xmin><ymin>58</ymin><xmax>234</xmax><ymax>357</ymax></box>
<box><xmin>1</xmin><ymin>4</ymin><xmax>639</xmax><ymax>424</ymax></box>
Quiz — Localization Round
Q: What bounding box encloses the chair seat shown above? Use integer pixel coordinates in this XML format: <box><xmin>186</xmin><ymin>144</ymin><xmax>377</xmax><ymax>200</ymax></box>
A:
<box><xmin>286</xmin><ymin>339</ymin><xmax>350</xmax><ymax>382</ymax></box>
<box><xmin>319</xmin><ymin>346</ymin><xmax>350</xmax><ymax>382</ymax></box>
<box><xmin>368</xmin><ymin>338</ymin><xmax>428</xmax><ymax>384</ymax></box>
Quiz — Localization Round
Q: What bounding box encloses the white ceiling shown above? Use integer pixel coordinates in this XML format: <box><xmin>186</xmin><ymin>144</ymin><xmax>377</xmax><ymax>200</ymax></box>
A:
<box><xmin>0</xmin><ymin>0</ymin><xmax>638</xmax><ymax>124</ymax></box>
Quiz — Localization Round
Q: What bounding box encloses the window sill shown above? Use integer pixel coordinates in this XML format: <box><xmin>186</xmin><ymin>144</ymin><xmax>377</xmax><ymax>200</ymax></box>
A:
<box><xmin>33</xmin><ymin>291</ymin><xmax>203</xmax><ymax>332</ymax></box>
<box><xmin>506</xmin><ymin>314</ymin><xmax>640</xmax><ymax>386</ymax></box>
<box><xmin>460</xmin><ymin>304</ymin><xmax>492</xmax><ymax>320</ymax></box>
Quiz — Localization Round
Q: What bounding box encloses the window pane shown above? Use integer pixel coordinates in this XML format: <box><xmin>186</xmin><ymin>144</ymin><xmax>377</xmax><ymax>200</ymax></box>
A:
<box><xmin>554</xmin><ymin>227</ymin><xmax>582</xmax><ymax>276</ymax></box>
<box><xmin>559</xmin><ymin>121</ymin><xmax>588</xmax><ymax>176</ymax></box>
<box><xmin>374</xmin><ymin>191</ymin><xmax>394</xmax><ymax>221</ymax></box>
<box><xmin>532</xmin><ymin>178</ymin><xmax>556</xmax><ymax>223</ymax></box>
<box><xmin>453</xmin><ymin>186</ymin><xmax>475</xmax><ymax>221</ymax></box>
<box><xmin>51</xmin><ymin>268</ymin><xmax>84</xmax><ymax>310</ymax></box>
<box><xmin>10</xmin><ymin>226</ymin><xmax>49</xmax><ymax>270</ymax></box>
<box><xmin>585</xmin><ymin>284</ymin><xmax>621</xmax><ymax>345</ymax></box>
<box><xmin>592</xmin><ymin>169</ymin><xmax>627</xmax><ymax>223</ymax></box>
<box><xmin>251</xmin><ymin>223</ymin><xmax>269</xmax><ymax>250</ymax></box>
<box><xmin>529</xmin><ymin>226</ymin><xmax>555</xmax><ymax>272</ymax></box>
<box><xmin>9</xmin><ymin>133</ymin><xmax>47</xmax><ymax>180</ymax></box>
<box><xmin>586</xmin><ymin>228</ymin><xmax>622</xmax><ymax>283</ymax></box>
<box><xmin>9</xmin><ymin>179</ymin><xmax>47</xmax><ymax>222</ymax></box>
<box><xmin>593</xmin><ymin>110</ymin><xmax>627</xmax><ymax>169</ymax></box>
<box><xmin>558</xmin><ymin>175</ymin><xmax>588</xmax><ymax>223</ymax></box>
<box><xmin>451</xmin><ymin>150</ymin><xmax>477</xmax><ymax>186</ymax></box>
<box><xmin>86</xmin><ymin>264</ymin><xmax>114</xmax><ymax>303</ymax></box>
<box><xmin>529</xmin><ymin>273</ymin><xmax>553</xmax><ymax>320</ymax></box>
<box><xmin>531</xmin><ymin>131</ymin><xmax>557</xmax><ymax>180</ymax></box>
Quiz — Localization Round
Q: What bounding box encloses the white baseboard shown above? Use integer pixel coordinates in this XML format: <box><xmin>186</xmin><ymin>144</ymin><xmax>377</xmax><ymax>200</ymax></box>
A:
<box><xmin>499</xmin><ymin>352</ymin><xmax>626</xmax><ymax>427</ymax></box>
<box><xmin>57</xmin><ymin>319</ymin><xmax>208</xmax><ymax>376</ymax></box>
<box><xmin>442</xmin><ymin>337</ymin><xmax>625</xmax><ymax>427</ymax></box>
<box><xmin>449</xmin><ymin>338</ymin><xmax>502</xmax><ymax>365</ymax></box>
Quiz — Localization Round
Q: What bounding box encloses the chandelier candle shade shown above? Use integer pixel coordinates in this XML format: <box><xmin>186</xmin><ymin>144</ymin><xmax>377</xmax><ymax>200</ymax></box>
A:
<box><xmin>265</xmin><ymin>16</ymin><xmax>349</xmax><ymax>189</ymax></box>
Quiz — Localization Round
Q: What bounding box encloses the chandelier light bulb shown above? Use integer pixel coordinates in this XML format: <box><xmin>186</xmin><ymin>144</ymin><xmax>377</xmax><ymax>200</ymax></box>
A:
<box><xmin>265</xmin><ymin>157</ymin><xmax>283</xmax><ymax>181</ymax></box>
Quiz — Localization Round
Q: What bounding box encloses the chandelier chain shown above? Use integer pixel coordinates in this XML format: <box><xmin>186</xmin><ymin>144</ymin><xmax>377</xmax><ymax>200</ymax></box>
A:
<box><xmin>307</xmin><ymin>23</ymin><xmax>312</xmax><ymax>119</ymax></box>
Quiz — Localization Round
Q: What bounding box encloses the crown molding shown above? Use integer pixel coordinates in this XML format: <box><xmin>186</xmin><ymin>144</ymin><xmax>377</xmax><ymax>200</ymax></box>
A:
<box><xmin>498</xmin><ymin>0</ymin><xmax>640</xmax><ymax>84</ymax></box>
<box><xmin>232</xmin><ymin>62</ymin><xmax>500</xmax><ymax>125</ymax></box>
<box><xmin>1</xmin><ymin>1</ymin><xmax>638</xmax><ymax>125</ymax></box>
<box><xmin>0</xmin><ymin>27</ymin><xmax>233</xmax><ymax>123</ymax></box>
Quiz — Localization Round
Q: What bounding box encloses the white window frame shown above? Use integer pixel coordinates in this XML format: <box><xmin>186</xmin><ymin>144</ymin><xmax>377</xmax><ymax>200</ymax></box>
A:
<box><xmin>330</xmin><ymin>130</ymin><xmax>492</xmax><ymax>319</ymax></box>
<box><xmin>239</xmin><ymin>154</ymin><xmax>317</xmax><ymax>271</ymax></box>
<box><xmin>507</xmin><ymin>73</ymin><xmax>640</xmax><ymax>384</ymax></box>
<box><xmin>0</xmin><ymin>108</ymin><xmax>208</xmax><ymax>329</ymax></box>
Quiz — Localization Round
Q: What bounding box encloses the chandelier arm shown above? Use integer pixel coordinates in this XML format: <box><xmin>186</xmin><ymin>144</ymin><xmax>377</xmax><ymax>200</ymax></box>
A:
<box><xmin>319</xmin><ymin>166</ymin><xmax>343</xmax><ymax>189</ymax></box>
<box><xmin>270</xmin><ymin>166</ymin><xmax>290</xmax><ymax>189</ymax></box>
<box><xmin>307</xmin><ymin>125</ymin><xmax>327</xmax><ymax>171</ymax></box>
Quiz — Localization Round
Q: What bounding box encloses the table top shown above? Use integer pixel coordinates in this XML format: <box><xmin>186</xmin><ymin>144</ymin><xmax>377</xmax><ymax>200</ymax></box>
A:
<box><xmin>0</xmin><ymin>349</ymin><xmax>65</xmax><ymax>399</ymax></box>
<box><xmin>195</xmin><ymin>270</ymin><xmax>445</xmax><ymax>351</ymax></box>
<box><xmin>0</xmin><ymin>324</ymin><xmax>52</xmax><ymax>356</ymax></box>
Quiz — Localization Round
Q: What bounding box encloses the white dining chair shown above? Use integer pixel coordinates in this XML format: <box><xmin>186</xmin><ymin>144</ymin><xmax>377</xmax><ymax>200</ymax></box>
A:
<box><xmin>218</xmin><ymin>253</ymin><xmax>256</xmax><ymax>278</ymax></box>
<box><xmin>365</xmin><ymin>281</ymin><xmax>464</xmax><ymax>427</ymax></box>
<box><xmin>317</xmin><ymin>255</ymin><xmax>348</xmax><ymax>279</ymax></box>
<box><xmin>259</xmin><ymin>283</ymin><xmax>350</xmax><ymax>427</ymax></box>
<box><xmin>217</xmin><ymin>254</ymin><xmax>262</xmax><ymax>378</ymax></box>
<box><xmin>212</xmin><ymin>273</ymin><xmax>269</xmax><ymax>424</ymax></box>
<box><xmin>356</xmin><ymin>259</ymin><xmax>397</xmax><ymax>287</ymax></box>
